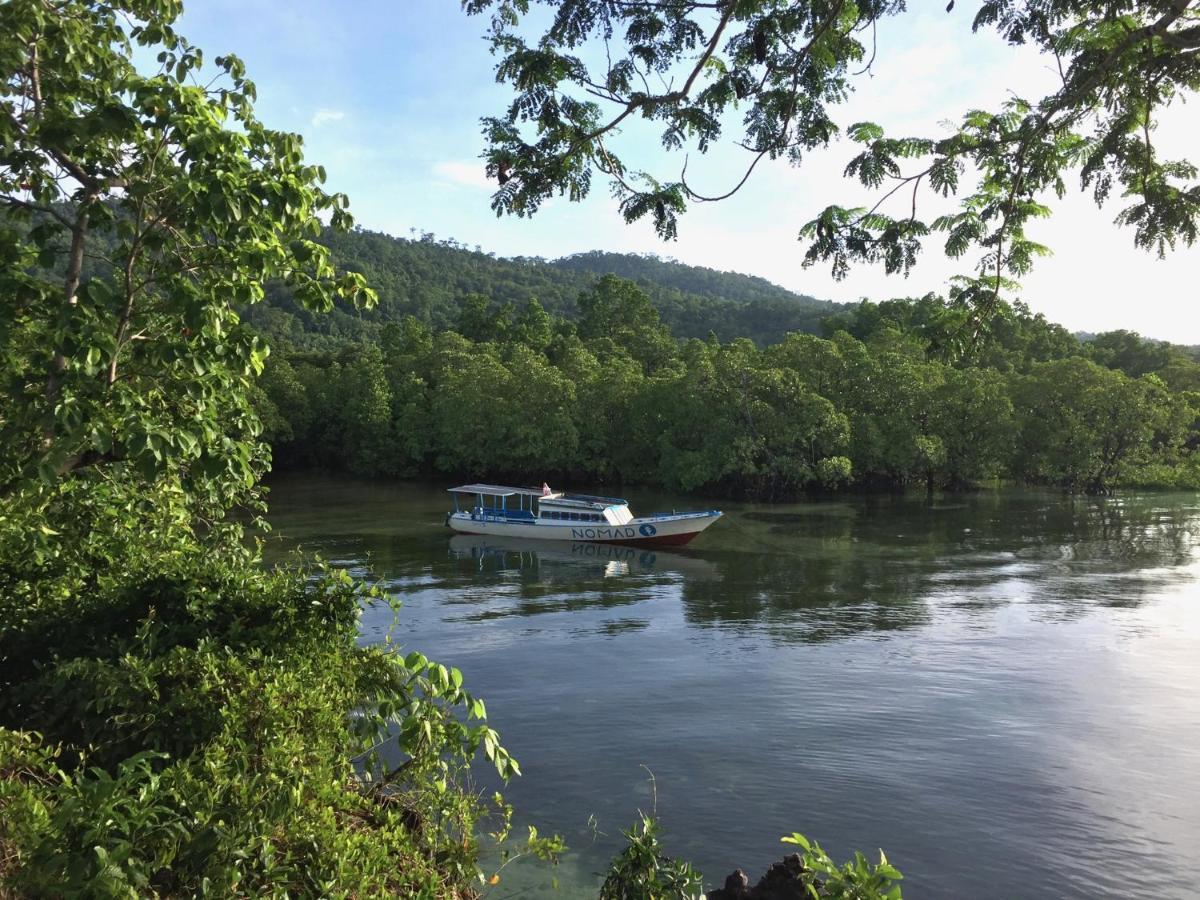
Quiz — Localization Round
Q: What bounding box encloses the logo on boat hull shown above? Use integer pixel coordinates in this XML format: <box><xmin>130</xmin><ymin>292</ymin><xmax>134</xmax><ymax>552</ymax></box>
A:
<box><xmin>639</xmin><ymin>523</ymin><xmax>657</xmax><ymax>537</ymax></box>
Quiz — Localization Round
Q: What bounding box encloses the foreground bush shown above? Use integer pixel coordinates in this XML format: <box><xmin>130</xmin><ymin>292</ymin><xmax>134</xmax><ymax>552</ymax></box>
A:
<box><xmin>0</xmin><ymin>479</ymin><xmax>520</xmax><ymax>897</ymax></box>
<box><xmin>599</xmin><ymin>816</ymin><xmax>903</xmax><ymax>900</ymax></box>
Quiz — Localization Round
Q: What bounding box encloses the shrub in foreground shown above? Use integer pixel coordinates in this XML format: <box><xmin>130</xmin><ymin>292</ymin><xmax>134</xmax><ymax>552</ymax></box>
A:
<box><xmin>0</xmin><ymin>484</ymin><xmax>520</xmax><ymax>897</ymax></box>
<box><xmin>599</xmin><ymin>815</ymin><xmax>902</xmax><ymax>900</ymax></box>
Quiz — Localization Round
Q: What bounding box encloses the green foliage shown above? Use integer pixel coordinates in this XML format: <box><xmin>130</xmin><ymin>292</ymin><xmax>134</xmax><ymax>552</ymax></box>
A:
<box><xmin>0</xmin><ymin>3</ymin><xmax>527</xmax><ymax>895</ymax></box>
<box><xmin>430</xmin><ymin>342</ymin><xmax>579</xmax><ymax>477</ymax></box>
<box><xmin>1009</xmin><ymin>358</ymin><xmax>1185</xmax><ymax>493</ymax></box>
<box><xmin>0</xmin><ymin>492</ymin><xmax>519</xmax><ymax>896</ymax></box>
<box><xmin>0</xmin><ymin>0</ymin><xmax>374</xmax><ymax>522</ymax></box>
<box><xmin>1085</xmin><ymin>329</ymin><xmax>1174</xmax><ymax>378</ymax></box>
<box><xmin>578</xmin><ymin>275</ymin><xmax>678</xmax><ymax>372</ymax></box>
<box><xmin>780</xmin><ymin>832</ymin><xmax>903</xmax><ymax>899</ymax></box>
<box><xmin>251</xmin><ymin>241</ymin><xmax>1200</xmax><ymax>494</ymax></box>
<box><xmin>465</xmin><ymin>0</ymin><xmax>1200</xmax><ymax>324</ymax></box>
<box><xmin>599</xmin><ymin>814</ymin><xmax>704</xmax><ymax>900</ymax></box>
<box><xmin>596</xmin><ymin>820</ymin><xmax>904</xmax><ymax>900</ymax></box>
<box><xmin>556</xmin><ymin>251</ymin><xmax>829</xmax><ymax>311</ymax></box>
<box><xmin>338</xmin><ymin>343</ymin><xmax>398</xmax><ymax>476</ymax></box>
<box><xmin>261</xmin><ymin>282</ymin><xmax>1200</xmax><ymax>497</ymax></box>
<box><xmin>243</xmin><ymin>228</ymin><xmax>836</xmax><ymax>350</ymax></box>
<box><xmin>817</xmin><ymin>455</ymin><xmax>854</xmax><ymax>490</ymax></box>
<box><xmin>930</xmin><ymin>369</ymin><xmax>1014</xmax><ymax>488</ymax></box>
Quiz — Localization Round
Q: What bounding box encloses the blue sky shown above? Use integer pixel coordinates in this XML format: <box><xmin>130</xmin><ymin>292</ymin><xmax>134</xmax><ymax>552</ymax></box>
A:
<box><xmin>177</xmin><ymin>1</ymin><xmax>1199</xmax><ymax>341</ymax></box>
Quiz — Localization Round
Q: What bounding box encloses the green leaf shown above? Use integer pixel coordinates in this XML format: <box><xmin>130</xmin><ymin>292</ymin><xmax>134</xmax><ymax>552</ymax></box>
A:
<box><xmin>848</xmin><ymin>122</ymin><xmax>884</xmax><ymax>143</ymax></box>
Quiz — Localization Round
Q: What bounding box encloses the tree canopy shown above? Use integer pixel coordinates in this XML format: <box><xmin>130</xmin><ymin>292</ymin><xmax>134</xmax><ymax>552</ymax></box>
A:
<box><xmin>465</xmin><ymin>0</ymin><xmax>1200</xmax><ymax>338</ymax></box>
<box><xmin>0</xmin><ymin>0</ymin><xmax>373</xmax><ymax>520</ymax></box>
<box><xmin>258</xmin><ymin>280</ymin><xmax>1200</xmax><ymax>497</ymax></box>
<box><xmin>0</xmin><ymin>2</ymin><xmax>525</xmax><ymax>893</ymax></box>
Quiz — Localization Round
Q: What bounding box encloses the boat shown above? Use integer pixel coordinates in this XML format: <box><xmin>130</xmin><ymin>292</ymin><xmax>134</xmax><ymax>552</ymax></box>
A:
<box><xmin>445</xmin><ymin>483</ymin><xmax>721</xmax><ymax>547</ymax></box>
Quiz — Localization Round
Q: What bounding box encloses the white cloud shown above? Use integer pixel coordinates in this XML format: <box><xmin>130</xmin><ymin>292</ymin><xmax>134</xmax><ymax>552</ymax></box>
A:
<box><xmin>432</xmin><ymin>160</ymin><xmax>493</xmax><ymax>190</ymax></box>
<box><xmin>310</xmin><ymin>108</ymin><xmax>345</xmax><ymax>128</ymax></box>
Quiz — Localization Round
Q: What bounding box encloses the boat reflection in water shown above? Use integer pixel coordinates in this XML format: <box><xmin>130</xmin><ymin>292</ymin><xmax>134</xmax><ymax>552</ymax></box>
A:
<box><xmin>447</xmin><ymin>534</ymin><xmax>718</xmax><ymax>581</ymax></box>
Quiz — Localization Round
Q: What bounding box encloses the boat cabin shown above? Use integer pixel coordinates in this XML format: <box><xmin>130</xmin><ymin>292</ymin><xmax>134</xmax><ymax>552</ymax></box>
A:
<box><xmin>447</xmin><ymin>484</ymin><xmax>633</xmax><ymax>526</ymax></box>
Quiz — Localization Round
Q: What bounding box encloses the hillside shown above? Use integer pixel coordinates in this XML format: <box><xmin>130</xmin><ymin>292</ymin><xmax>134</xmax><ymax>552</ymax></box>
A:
<box><xmin>245</xmin><ymin>228</ymin><xmax>839</xmax><ymax>349</ymax></box>
<box><xmin>551</xmin><ymin>250</ymin><xmax>831</xmax><ymax>309</ymax></box>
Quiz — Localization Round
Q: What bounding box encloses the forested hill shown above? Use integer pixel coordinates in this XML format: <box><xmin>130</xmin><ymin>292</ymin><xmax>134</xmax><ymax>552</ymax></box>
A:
<box><xmin>551</xmin><ymin>250</ymin><xmax>831</xmax><ymax>309</ymax></box>
<box><xmin>245</xmin><ymin>228</ymin><xmax>837</xmax><ymax>349</ymax></box>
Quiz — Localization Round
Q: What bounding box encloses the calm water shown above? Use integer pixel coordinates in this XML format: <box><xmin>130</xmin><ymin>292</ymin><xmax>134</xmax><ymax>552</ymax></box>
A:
<box><xmin>265</xmin><ymin>476</ymin><xmax>1200</xmax><ymax>899</ymax></box>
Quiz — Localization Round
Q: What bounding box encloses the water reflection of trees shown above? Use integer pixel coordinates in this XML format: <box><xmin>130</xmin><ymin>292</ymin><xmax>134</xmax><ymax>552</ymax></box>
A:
<box><xmin>1002</xmin><ymin>496</ymin><xmax>1199</xmax><ymax>618</ymax></box>
<box><xmin>683</xmin><ymin>493</ymin><xmax>1198</xmax><ymax>639</ymax></box>
<box><xmin>678</xmin><ymin>550</ymin><xmax>937</xmax><ymax>643</ymax></box>
<box><xmin>270</xmin><ymin>491</ymin><xmax>1199</xmax><ymax>643</ymax></box>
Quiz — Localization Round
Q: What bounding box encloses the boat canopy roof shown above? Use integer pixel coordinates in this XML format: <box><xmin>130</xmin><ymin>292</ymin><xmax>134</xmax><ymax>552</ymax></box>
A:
<box><xmin>447</xmin><ymin>484</ymin><xmax>629</xmax><ymax>506</ymax></box>
<box><xmin>448</xmin><ymin>483</ymin><xmax>554</xmax><ymax>498</ymax></box>
<box><xmin>541</xmin><ymin>494</ymin><xmax>628</xmax><ymax>509</ymax></box>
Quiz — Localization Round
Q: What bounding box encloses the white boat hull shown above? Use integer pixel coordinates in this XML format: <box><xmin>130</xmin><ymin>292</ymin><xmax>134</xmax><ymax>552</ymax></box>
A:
<box><xmin>446</xmin><ymin>509</ymin><xmax>721</xmax><ymax>546</ymax></box>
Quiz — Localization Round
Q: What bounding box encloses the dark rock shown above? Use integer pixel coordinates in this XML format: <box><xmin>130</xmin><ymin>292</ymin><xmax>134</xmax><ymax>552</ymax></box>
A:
<box><xmin>751</xmin><ymin>853</ymin><xmax>807</xmax><ymax>899</ymax></box>
<box><xmin>707</xmin><ymin>854</ymin><xmax>809</xmax><ymax>900</ymax></box>
<box><xmin>724</xmin><ymin>869</ymin><xmax>750</xmax><ymax>896</ymax></box>
<box><xmin>727</xmin><ymin>869</ymin><xmax>750</xmax><ymax>890</ymax></box>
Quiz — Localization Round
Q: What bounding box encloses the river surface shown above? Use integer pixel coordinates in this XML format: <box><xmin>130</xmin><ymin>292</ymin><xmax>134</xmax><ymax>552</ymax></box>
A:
<box><xmin>264</xmin><ymin>476</ymin><xmax>1200</xmax><ymax>899</ymax></box>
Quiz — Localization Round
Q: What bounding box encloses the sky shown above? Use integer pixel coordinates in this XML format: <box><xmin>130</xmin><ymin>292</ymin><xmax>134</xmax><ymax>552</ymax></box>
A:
<box><xmin>175</xmin><ymin>0</ymin><xmax>1199</xmax><ymax>342</ymax></box>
